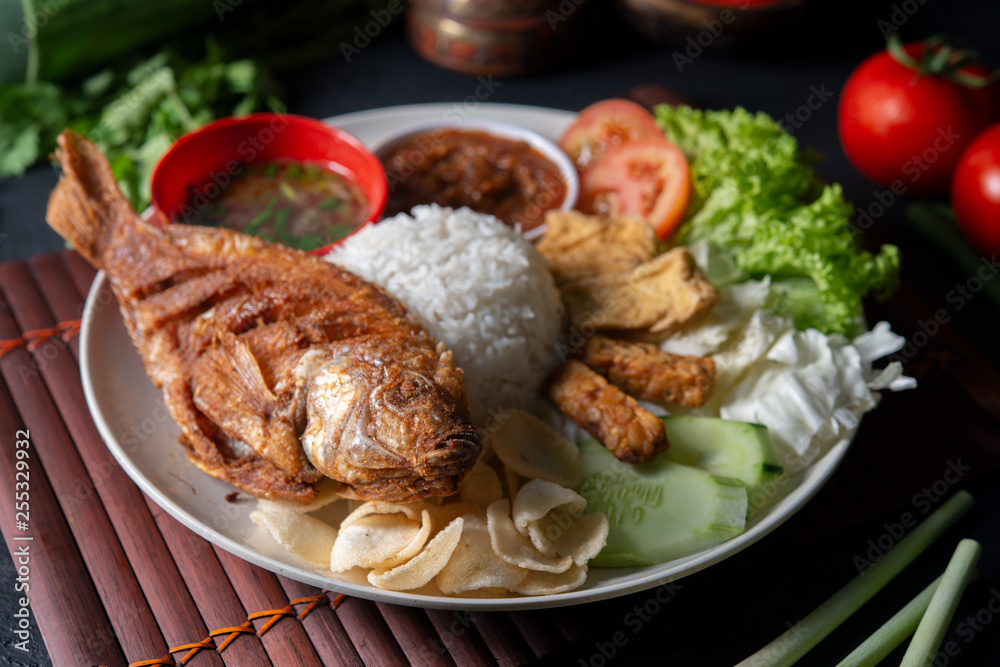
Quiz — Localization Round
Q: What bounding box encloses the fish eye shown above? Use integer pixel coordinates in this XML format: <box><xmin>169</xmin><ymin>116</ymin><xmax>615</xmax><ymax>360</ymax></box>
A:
<box><xmin>385</xmin><ymin>371</ymin><xmax>433</xmax><ymax>405</ymax></box>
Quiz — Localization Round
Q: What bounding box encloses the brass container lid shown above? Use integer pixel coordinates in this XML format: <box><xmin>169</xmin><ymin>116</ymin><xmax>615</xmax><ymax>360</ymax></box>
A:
<box><xmin>407</xmin><ymin>0</ymin><xmax>582</xmax><ymax>75</ymax></box>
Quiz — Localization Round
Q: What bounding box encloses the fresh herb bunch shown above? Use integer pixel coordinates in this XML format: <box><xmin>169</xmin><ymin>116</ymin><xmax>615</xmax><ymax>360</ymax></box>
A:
<box><xmin>0</xmin><ymin>41</ymin><xmax>284</xmax><ymax>210</ymax></box>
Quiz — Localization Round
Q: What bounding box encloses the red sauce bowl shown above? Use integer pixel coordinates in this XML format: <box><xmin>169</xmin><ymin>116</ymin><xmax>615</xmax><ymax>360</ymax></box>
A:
<box><xmin>151</xmin><ymin>113</ymin><xmax>388</xmax><ymax>255</ymax></box>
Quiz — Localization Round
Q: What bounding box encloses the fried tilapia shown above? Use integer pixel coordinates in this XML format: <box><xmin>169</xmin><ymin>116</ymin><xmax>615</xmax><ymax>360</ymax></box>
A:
<box><xmin>47</xmin><ymin>130</ymin><xmax>480</xmax><ymax>503</ymax></box>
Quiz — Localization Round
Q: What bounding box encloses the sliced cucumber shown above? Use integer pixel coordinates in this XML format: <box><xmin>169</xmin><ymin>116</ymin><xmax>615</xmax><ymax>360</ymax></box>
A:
<box><xmin>660</xmin><ymin>416</ymin><xmax>784</xmax><ymax>517</ymax></box>
<box><xmin>577</xmin><ymin>439</ymin><xmax>747</xmax><ymax>568</ymax></box>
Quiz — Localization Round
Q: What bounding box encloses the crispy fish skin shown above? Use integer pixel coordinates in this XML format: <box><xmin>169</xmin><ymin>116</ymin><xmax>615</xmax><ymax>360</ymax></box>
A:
<box><xmin>546</xmin><ymin>360</ymin><xmax>667</xmax><ymax>464</ymax></box>
<box><xmin>47</xmin><ymin>130</ymin><xmax>480</xmax><ymax>503</ymax></box>
<box><xmin>581</xmin><ymin>335</ymin><xmax>715</xmax><ymax>408</ymax></box>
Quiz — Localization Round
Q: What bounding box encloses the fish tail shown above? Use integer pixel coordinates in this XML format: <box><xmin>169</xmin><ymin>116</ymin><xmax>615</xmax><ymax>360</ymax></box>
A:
<box><xmin>45</xmin><ymin>130</ymin><xmax>138</xmax><ymax>269</ymax></box>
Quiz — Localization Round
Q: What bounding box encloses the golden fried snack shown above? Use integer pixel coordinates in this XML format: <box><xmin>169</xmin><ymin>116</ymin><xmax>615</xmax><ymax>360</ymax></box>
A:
<box><xmin>546</xmin><ymin>360</ymin><xmax>667</xmax><ymax>464</ymax></box>
<box><xmin>581</xmin><ymin>335</ymin><xmax>715</xmax><ymax>407</ymax></box>
<box><xmin>536</xmin><ymin>210</ymin><xmax>658</xmax><ymax>285</ymax></box>
<box><xmin>561</xmin><ymin>246</ymin><xmax>720</xmax><ymax>341</ymax></box>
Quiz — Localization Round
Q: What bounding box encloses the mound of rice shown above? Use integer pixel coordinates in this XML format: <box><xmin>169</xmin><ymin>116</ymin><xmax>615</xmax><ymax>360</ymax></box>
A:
<box><xmin>325</xmin><ymin>205</ymin><xmax>564</xmax><ymax>425</ymax></box>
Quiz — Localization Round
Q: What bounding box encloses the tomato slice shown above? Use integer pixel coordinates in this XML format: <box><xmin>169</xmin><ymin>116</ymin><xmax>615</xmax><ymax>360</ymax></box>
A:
<box><xmin>558</xmin><ymin>99</ymin><xmax>665</xmax><ymax>172</ymax></box>
<box><xmin>578</xmin><ymin>139</ymin><xmax>691</xmax><ymax>240</ymax></box>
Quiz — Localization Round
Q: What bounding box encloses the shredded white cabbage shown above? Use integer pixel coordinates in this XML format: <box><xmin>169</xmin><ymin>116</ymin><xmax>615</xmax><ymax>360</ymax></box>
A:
<box><xmin>664</xmin><ymin>265</ymin><xmax>915</xmax><ymax>461</ymax></box>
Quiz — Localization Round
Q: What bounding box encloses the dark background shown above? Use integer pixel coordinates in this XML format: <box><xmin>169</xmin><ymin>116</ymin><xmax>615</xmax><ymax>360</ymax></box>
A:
<box><xmin>2</xmin><ymin>0</ymin><xmax>1000</xmax><ymax>664</ymax></box>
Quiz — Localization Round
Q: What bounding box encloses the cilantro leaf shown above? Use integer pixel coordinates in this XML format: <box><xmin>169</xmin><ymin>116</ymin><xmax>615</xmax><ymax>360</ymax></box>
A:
<box><xmin>0</xmin><ymin>45</ymin><xmax>283</xmax><ymax>210</ymax></box>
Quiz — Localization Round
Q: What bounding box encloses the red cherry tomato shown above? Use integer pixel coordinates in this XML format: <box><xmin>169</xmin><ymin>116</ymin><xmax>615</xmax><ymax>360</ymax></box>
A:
<box><xmin>578</xmin><ymin>139</ymin><xmax>691</xmax><ymax>240</ymax></box>
<box><xmin>838</xmin><ymin>37</ymin><xmax>999</xmax><ymax>196</ymax></box>
<box><xmin>558</xmin><ymin>99</ymin><xmax>665</xmax><ymax>172</ymax></box>
<box><xmin>952</xmin><ymin>123</ymin><xmax>1000</xmax><ymax>255</ymax></box>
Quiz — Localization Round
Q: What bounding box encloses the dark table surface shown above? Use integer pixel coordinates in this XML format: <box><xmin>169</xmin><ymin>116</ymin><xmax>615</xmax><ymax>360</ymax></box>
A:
<box><xmin>2</xmin><ymin>1</ymin><xmax>1000</xmax><ymax>665</ymax></box>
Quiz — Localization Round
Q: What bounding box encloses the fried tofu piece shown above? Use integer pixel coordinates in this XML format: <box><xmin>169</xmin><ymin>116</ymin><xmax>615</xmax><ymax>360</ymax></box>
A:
<box><xmin>561</xmin><ymin>246</ymin><xmax>720</xmax><ymax>341</ymax></box>
<box><xmin>537</xmin><ymin>210</ymin><xmax>658</xmax><ymax>285</ymax></box>
<box><xmin>581</xmin><ymin>335</ymin><xmax>715</xmax><ymax>407</ymax></box>
<box><xmin>546</xmin><ymin>360</ymin><xmax>667</xmax><ymax>464</ymax></box>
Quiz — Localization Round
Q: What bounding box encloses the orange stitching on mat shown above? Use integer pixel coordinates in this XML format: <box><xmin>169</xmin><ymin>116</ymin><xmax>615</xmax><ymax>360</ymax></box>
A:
<box><xmin>175</xmin><ymin>638</ymin><xmax>215</xmax><ymax>665</ymax></box>
<box><xmin>0</xmin><ymin>318</ymin><xmax>82</xmax><ymax>358</ymax></box>
<box><xmin>248</xmin><ymin>604</ymin><xmax>296</xmax><ymax>635</ymax></box>
<box><xmin>295</xmin><ymin>591</ymin><xmax>329</xmax><ymax>619</ymax></box>
<box><xmin>129</xmin><ymin>657</ymin><xmax>174</xmax><ymax>667</ymax></box>
<box><xmin>126</xmin><ymin>590</ymin><xmax>340</xmax><ymax>667</ymax></box>
<box><xmin>23</xmin><ymin>327</ymin><xmax>63</xmax><ymax>351</ymax></box>
<box><xmin>0</xmin><ymin>338</ymin><xmax>24</xmax><ymax>358</ymax></box>
<box><xmin>58</xmin><ymin>318</ymin><xmax>81</xmax><ymax>340</ymax></box>
<box><xmin>211</xmin><ymin>620</ymin><xmax>255</xmax><ymax>652</ymax></box>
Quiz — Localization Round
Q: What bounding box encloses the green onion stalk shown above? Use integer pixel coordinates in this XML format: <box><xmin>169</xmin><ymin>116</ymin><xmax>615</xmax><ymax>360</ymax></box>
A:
<box><xmin>736</xmin><ymin>490</ymin><xmax>975</xmax><ymax>667</ymax></box>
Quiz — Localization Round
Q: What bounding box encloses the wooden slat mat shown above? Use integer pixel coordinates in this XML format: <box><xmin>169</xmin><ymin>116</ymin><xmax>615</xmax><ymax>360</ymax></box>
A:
<box><xmin>1</xmin><ymin>251</ymin><xmax>999</xmax><ymax>667</ymax></box>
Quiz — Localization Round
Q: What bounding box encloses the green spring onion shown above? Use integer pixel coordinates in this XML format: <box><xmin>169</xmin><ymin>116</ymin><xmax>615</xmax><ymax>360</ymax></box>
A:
<box><xmin>736</xmin><ymin>491</ymin><xmax>974</xmax><ymax>667</ymax></box>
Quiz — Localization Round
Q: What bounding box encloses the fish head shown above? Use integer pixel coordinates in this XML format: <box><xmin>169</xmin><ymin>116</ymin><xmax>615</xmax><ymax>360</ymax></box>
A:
<box><xmin>300</xmin><ymin>354</ymin><xmax>481</xmax><ymax>500</ymax></box>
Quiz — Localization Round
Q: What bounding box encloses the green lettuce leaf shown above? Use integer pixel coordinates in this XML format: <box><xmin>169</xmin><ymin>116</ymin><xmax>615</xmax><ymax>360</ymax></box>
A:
<box><xmin>656</xmin><ymin>105</ymin><xmax>900</xmax><ymax>335</ymax></box>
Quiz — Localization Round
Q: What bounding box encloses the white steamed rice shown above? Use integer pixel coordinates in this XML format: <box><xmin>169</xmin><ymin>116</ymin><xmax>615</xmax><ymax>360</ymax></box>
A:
<box><xmin>325</xmin><ymin>205</ymin><xmax>563</xmax><ymax>425</ymax></box>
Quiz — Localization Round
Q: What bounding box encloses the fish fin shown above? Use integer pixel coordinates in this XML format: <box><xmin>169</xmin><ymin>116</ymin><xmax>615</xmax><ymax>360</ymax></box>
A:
<box><xmin>199</xmin><ymin>334</ymin><xmax>316</xmax><ymax>476</ymax></box>
<box><xmin>208</xmin><ymin>333</ymin><xmax>277</xmax><ymax>417</ymax></box>
<box><xmin>46</xmin><ymin>130</ymin><xmax>138</xmax><ymax>268</ymax></box>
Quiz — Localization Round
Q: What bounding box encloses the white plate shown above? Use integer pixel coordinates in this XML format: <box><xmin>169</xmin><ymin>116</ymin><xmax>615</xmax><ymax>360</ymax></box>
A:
<box><xmin>80</xmin><ymin>103</ymin><xmax>852</xmax><ymax>611</ymax></box>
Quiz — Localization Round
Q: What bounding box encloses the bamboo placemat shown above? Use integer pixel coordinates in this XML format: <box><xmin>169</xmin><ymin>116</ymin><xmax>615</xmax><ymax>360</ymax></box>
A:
<box><xmin>1</xmin><ymin>251</ymin><xmax>998</xmax><ymax>666</ymax></box>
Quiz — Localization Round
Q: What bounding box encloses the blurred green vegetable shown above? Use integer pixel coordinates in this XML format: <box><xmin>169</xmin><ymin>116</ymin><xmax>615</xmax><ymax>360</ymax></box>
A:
<box><xmin>2</xmin><ymin>0</ymin><xmax>400</xmax><ymax>85</ymax></box>
<box><xmin>656</xmin><ymin>105</ymin><xmax>900</xmax><ymax>335</ymax></box>
<box><xmin>1</xmin><ymin>0</ymin><xmax>219</xmax><ymax>84</ymax></box>
<box><xmin>1</xmin><ymin>44</ymin><xmax>284</xmax><ymax>209</ymax></box>
<box><xmin>0</xmin><ymin>0</ymin><xmax>401</xmax><ymax>209</ymax></box>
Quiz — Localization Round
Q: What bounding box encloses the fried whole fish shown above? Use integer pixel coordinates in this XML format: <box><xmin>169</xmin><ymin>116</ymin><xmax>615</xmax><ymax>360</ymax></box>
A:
<box><xmin>47</xmin><ymin>130</ymin><xmax>480</xmax><ymax>503</ymax></box>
